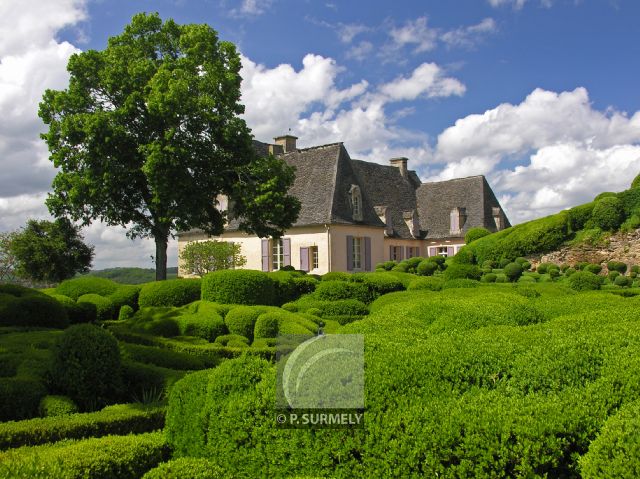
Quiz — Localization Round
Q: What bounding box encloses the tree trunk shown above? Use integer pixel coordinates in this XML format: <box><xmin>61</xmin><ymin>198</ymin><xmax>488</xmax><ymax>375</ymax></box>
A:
<box><xmin>155</xmin><ymin>235</ymin><xmax>168</xmax><ymax>281</ymax></box>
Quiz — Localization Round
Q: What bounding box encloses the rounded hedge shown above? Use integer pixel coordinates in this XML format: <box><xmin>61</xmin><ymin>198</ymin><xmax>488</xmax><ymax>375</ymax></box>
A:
<box><xmin>177</xmin><ymin>312</ymin><xmax>227</xmax><ymax>342</ymax></box>
<box><xmin>0</xmin><ymin>290</ymin><xmax>69</xmax><ymax>328</ymax></box>
<box><xmin>55</xmin><ymin>277</ymin><xmax>119</xmax><ymax>300</ymax></box>
<box><xmin>321</xmin><ymin>272</ymin><xmax>351</xmax><ymax>281</ymax></box>
<box><xmin>108</xmin><ymin>284</ymin><xmax>141</xmax><ymax>311</ymax></box>
<box><xmin>614</xmin><ymin>275</ymin><xmax>631</xmax><ymax>287</ymax></box>
<box><xmin>590</xmin><ymin>196</ymin><xmax>624</xmax><ymax>231</ymax></box>
<box><xmin>139</xmin><ymin>279</ymin><xmax>202</xmax><ymax>308</ymax></box>
<box><xmin>584</xmin><ymin>264</ymin><xmax>603</xmax><ymax>275</ymax></box>
<box><xmin>201</xmin><ymin>270</ymin><xmax>274</xmax><ymax>305</ymax></box>
<box><xmin>443</xmin><ymin>264</ymin><xmax>482</xmax><ymax>281</ymax></box>
<box><xmin>442</xmin><ymin>279</ymin><xmax>480</xmax><ymax>289</ymax></box>
<box><xmin>142</xmin><ymin>457</ymin><xmax>226</xmax><ymax>479</ymax></box>
<box><xmin>464</xmin><ymin>227</ymin><xmax>491</xmax><ymax>244</ymax></box>
<box><xmin>0</xmin><ymin>377</ymin><xmax>47</xmax><ymax>422</ymax></box>
<box><xmin>78</xmin><ymin>294</ymin><xmax>115</xmax><ymax>321</ymax></box>
<box><xmin>607</xmin><ymin>261</ymin><xmax>628</xmax><ymax>274</ymax></box>
<box><xmin>51</xmin><ymin>324</ymin><xmax>122</xmax><ymax>410</ymax></box>
<box><xmin>416</xmin><ymin>261</ymin><xmax>437</xmax><ymax>276</ymax></box>
<box><xmin>408</xmin><ymin>277</ymin><xmax>444</xmax><ymax>291</ymax></box>
<box><xmin>481</xmin><ymin>273</ymin><xmax>497</xmax><ymax>283</ymax></box>
<box><xmin>504</xmin><ymin>262</ymin><xmax>524</xmax><ymax>282</ymax></box>
<box><xmin>568</xmin><ymin>271</ymin><xmax>603</xmax><ymax>292</ymax></box>
<box><xmin>39</xmin><ymin>395</ymin><xmax>79</xmax><ymax>417</ymax></box>
<box><xmin>118</xmin><ymin>305</ymin><xmax>135</xmax><ymax>321</ymax></box>
<box><xmin>314</xmin><ymin>280</ymin><xmax>371</xmax><ymax>303</ymax></box>
<box><xmin>51</xmin><ymin>294</ymin><xmax>95</xmax><ymax>324</ymax></box>
<box><xmin>224</xmin><ymin>306</ymin><xmax>268</xmax><ymax>341</ymax></box>
<box><xmin>349</xmin><ymin>272</ymin><xmax>405</xmax><ymax>297</ymax></box>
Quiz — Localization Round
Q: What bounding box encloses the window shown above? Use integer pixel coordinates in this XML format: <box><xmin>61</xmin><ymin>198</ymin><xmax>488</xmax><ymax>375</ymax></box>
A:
<box><xmin>437</xmin><ymin>246</ymin><xmax>449</xmax><ymax>257</ymax></box>
<box><xmin>406</xmin><ymin>246</ymin><xmax>420</xmax><ymax>258</ymax></box>
<box><xmin>350</xmin><ymin>185</ymin><xmax>363</xmax><ymax>221</ymax></box>
<box><xmin>450</xmin><ymin>207</ymin><xmax>467</xmax><ymax>236</ymax></box>
<box><xmin>312</xmin><ymin>246</ymin><xmax>319</xmax><ymax>270</ymax></box>
<box><xmin>352</xmin><ymin>237</ymin><xmax>362</xmax><ymax>269</ymax></box>
<box><xmin>272</xmin><ymin>238</ymin><xmax>284</xmax><ymax>271</ymax></box>
<box><xmin>390</xmin><ymin>246</ymin><xmax>403</xmax><ymax>261</ymax></box>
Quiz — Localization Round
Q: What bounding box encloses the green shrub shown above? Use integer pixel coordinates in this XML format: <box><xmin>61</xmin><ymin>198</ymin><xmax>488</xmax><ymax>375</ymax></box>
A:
<box><xmin>214</xmin><ymin>334</ymin><xmax>250</xmax><ymax>346</ymax></box>
<box><xmin>321</xmin><ymin>272</ymin><xmax>350</xmax><ymax>281</ymax></box>
<box><xmin>51</xmin><ymin>324</ymin><xmax>122</xmax><ymax>410</ymax></box>
<box><xmin>408</xmin><ymin>277</ymin><xmax>445</xmax><ymax>291</ymax></box>
<box><xmin>594</xmin><ymin>191</ymin><xmax>617</xmax><ymax>201</ymax></box>
<box><xmin>0</xmin><ymin>403</ymin><xmax>164</xmax><ymax>450</ymax></box>
<box><xmin>120</xmin><ymin>361</ymin><xmax>185</xmax><ymax>403</ymax></box>
<box><xmin>580</xmin><ymin>401</ymin><xmax>640</xmax><ymax>479</ymax></box>
<box><xmin>391</xmin><ymin>263</ymin><xmax>409</xmax><ymax>272</ymax></box>
<box><xmin>39</xmin><ymin>395</ymin><xmax>78</xmax><ymax>418</ymax></box>
<box><xmin>504</xmin><ymin>262</ymin><xmax>524</xmax><ymax>282</ymax></box>
<box><xmin>464</xmin><ymin>227</ymin><xmax>491</xmax><ymax>244</ymax></box>
<box><xmin>443</xmin><ymin>264</ymin><xmax>482</xmax><ymax>281</ymax></box>
<box><xmin>588</xmin><ymin>196</ymin><xmax>624</xmax><ymax>231</ymax></box>
<box><xmin>416</xmin><ymin>260</ymin><xmax>437</xmax><ymax>276</ymax></box>
<box><xmin>0</xmin><ymin>431</ymin><xmax>169</xmax><ymax>479</ymax></box>
<box><xmin>565</xmin><ymin>267</ymin><xmax>576</xmax><ymax>277</ymax></box>
<box><xmin>535</xmin><ymin>263</ymin><xmax>556</xmax><ymax>274</ymax></box>
<box><xmin>349</xmin><ymin>272</ymin><xmax>405</xmax><ymax>297</ymax></box>
<box><xmin>442</xmin><ymin>279</ymin><xmax>480</xmax><ymax>289</ymax></box>
<box><xmin>0</xmin><ymin>377</ymin><xmax>47</xmax><ymax>422</ymax></box>
<box><xmin>118</xmin><ymin>305</ymin><xmax>135</xmax><ymax>321</ymax></box>
<box><xmin>428</xmin><ymin>255</ymin><xmax>447</xmax><ymax>270</ymax></box>
<box><xmin>253</xmin><ymin>313</ymin><xmax>280</xmax><ymax>339</ymax></box>
<box><xmin>481</xmin><ymin>273</ymin><xmax>497</xmax><ymax>283</ymax></box>
<box><xmin>607</xmin><ymin>261</ymin><xmax>628</xmax><ymax>274</ymax></box>
<box><xmin>55</xmin><ymin>277</ymin><xmax>119</xmax><ymax>300</ymax></box>
<box><xmin>293</xmin><ymin>276</ymin><xmax>318</xmax><ymax>297</ymax></box>
<box><xmin>314</xmin><ymin>280</ymin><xmax>371</xmax><ymax>303</ymax></box>
<box><xmin>108</xmin><ymin>285</ymin><xmax>141</xmax><ymax>311</ymax></box>
<box><xmin>584</xmin><ymin>264</ymin><xmax>603</xmax><ymax>275</ymax></box>
<box><xmin>514</xmin><ymin>257</ymin><xmax>531</xmax><ymax>271</ymax></box>
<box><xmin>495</xmin><ymin>274</ymin><xmax>507</xmax><ymax>283</ymax></box>
<box><xmin>138</xmin><ymin>279</ymin><xmax>201</xmax><ymax>308</ymax></box>
<box><xmin>452</xmin><ymin>247</ymin><xmax>475</xmax><ymax>265</ymax></box>
<box><xmin>224</xmin><ymin>306</ymin><xmax>269</xmax><ymax>341</ymax></box>
<box><xmin>498</xmin><ymin>258</ymin><xmax>512</xmax><ymax>268</ymax></box>
<box><xmin>568</xmin><ymin>271</ymin><xmax>603</xmax><ymax>292</ymax></box>
<box><xmin>293</xmin><ymin>298</ymin><xmax>368</xmax><ymax>317</ymax></box>
<box><xmin>176</xmin><ymin>312</ymin><xmax>227</xmax><ymax>342</ymax></box>
<box><xmin>614</xmin><ymin>275</ymin><xmax>631</xmax><ymax>287</ymax></box>
<box><xmin>608</xmin><ymin>271</ymin><xmax>620</xmax><ymax>281</ymax></box>
<box><xmin>78</xmin><ymin>294</ymin><xmax>116</xmax><ymax>321</ymax></box>
<box><xmin>142</xmin><ymin>457</ymin><xmax>226</xmax><ymax>479</ymax></box>
<box><xmin>269</xmin><ymin>271</ymin><xmax>299</xmax><ymax>305</ymax></box>
<box><xmin>126</xmin><ymin>308</ymin><xmax>181</xmax><ymax>337</ymax></box>
<box><xmin>0</xmin><ymin>289</ymin><xmax>69</xmax><ymax>329</ymax></box>
<box><xmin>50</xmin><ymin>294</ymin><xmax>92</xmax><ymax>324</ymax></box>
<box><xmin>517</xmin><ymin>276</ymin><xmax>536</xmax><ymax>283</ymax></box>
<box><xmin>567</xmin><ymin>201</ymin><xmax>597</xmax><ymax>232</ymax></box>
<box><xmin>120</xmin><ymin>343</ymin><xmax>205</xmax><ymax>371</ymax></box>
<box><xmin>201</xmin><ymin>270</ymin><xmax>274</xmax><ymax>305</ymax></box>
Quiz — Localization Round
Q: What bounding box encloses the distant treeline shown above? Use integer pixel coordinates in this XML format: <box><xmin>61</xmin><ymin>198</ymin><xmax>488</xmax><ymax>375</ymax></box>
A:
<box><xmin>80</xmin><ymin>267</ymin><xmax>178</xmax><ymax>284</ymax></box>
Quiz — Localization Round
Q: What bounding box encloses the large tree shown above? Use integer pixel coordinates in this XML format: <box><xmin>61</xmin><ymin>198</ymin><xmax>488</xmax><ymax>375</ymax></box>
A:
<box><xmin>9</xmin><ymin>218</ymin><xmax>94</xmax><ymax>284</ymax></box>
<box><xmin>39</xmin><ymin>13</ymin><xmax>300</xmax><ymax>280</ymax></box>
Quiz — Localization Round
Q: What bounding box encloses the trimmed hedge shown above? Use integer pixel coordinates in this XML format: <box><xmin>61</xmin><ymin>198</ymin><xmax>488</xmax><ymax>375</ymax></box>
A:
<box><xmin>0</xmin><ymin>377</ymin><xmax>47</xmax><ymax>422</ymax></box>
<box><xmin>568</xmin><ymin>271</ymin><xmax>604</xmax><ymax>292</ymax></box>
<box><xmin>0</xmin><ymin>432</ymin><xmax>169</xmax><ymax>479</ymax></box>
<box><xmin>120</xmin><ymin>360</ymin><xmax>186</xmax><ymax>402</ymax></box>
<box><xmin>224</xmin><ymin>306</ymin><xmax>271</xmax><ymax>341</ymax></box>
<box><xmin>39</xmin><ymin>395</ymin><xmax>78</xmax><ymax>418</ymax></box>
<box><xmin>504</xmin><ymin>262</ymin><xmax>524</xmax><ymax>282</ymax></box>
<box><xmin>416</xmin><ymin>260</ymin><xmax>437</xmax><ymax>276</ymax></box>
<box><xmin>0</xmin><ymin>287</ymin><xmax>68</xmax><ymax>329</ymax></box>
<box><xmin>138</xmin><ymin>279</ymin><xmax>201</xmax><ymax>308</ymax></box>
<box><xmin>78</xmin><ymin>293</ymin><xmax>115</xmax><ymax>321</ymax></box>
<box><xmin>349</xmin><ymin>272</ymin><xmax>405</xmax><ymax>297</ymax></box>
<box><xmin>55</xmin><ymin>277</ymin><xmax>119</xmax><ymax>300</ymax></box>
<box><xmin>254</xmin><ymin>311</ymin><xmax>315</xmax><ymax>339</ymax></box>
<box><xmin>408</xmin><ymin>277</ymin><xmax>444</xmax><ymax>291</ymax></box>
<box><xmin>108</xmin><ymin>285</ymin><xmax>141</xmax><ymax>311</ymax></box>
<box><xmin>588</xmin><ymin>196</ymin><xmax>624</xmax><ymax>230</ymax></box>
<box><xmin>176</xmin><ymin>312</ymin><xmax>227</xmax><ymax>342</ymax></box>
<box><xmin>0</xmin><ymin>403</ymin><xmax>165</xmax><ymax>450</ymax></box>
<box><xmin>607</xmin><ymin>261</ymin><xmax>628</xmax><ymax>274</ymax></box>
<box><xmin>120</xmin><ymin>343</ymin><xmax>206</xmax><ymax>371</ymax></box>
<box><xmin>443</xmin><ymin>264</ymin><xmax>482</xmax><ymax>281</ymax></box>
<box><xmin>201</xmin><ymin>270</ymin><xmax>275</xmax><ymax>305</ymax></box>
<box><xmin>118</xmin><ymin>305</ymin><xmax>135</xmax><ymax>321</ymax></box>
<box><xmin>291</xmin><ymin>298</ymin><xmax>369</xmax><ymax>317</ymax></box>
<box><xmin>314</xmin><ymin>280</ymin><xmax>371</xmax><ymax>303</ymax></box>
<box><xmin>142</xmin><ymin>457</ymin><xmax>226</xmax><ymax>479</ymax></box>
<box><xmin>464</xmin><ymin>227</ymin><xmax>491</xmax><ymax>244</ymax></box>
<box><xmin>51</xmin><ymin>294</ymin><xmax>96</xmax><ymax>324</ymax></box>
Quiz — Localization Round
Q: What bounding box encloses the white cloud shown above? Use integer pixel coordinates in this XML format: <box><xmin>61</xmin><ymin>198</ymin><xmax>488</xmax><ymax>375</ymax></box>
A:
<box><xmin>232</xmin><ymin>0</ymin><xmax>273</xmax><ymax>16</ymax></box>
<box><xmin>336</xmin><ymin>23</ymin><xmax>370</xmax><ymax>44</ymax></box>
<box><xmin>388</xmin><ymin>17</ymin><xmax>438</xmax><ymax>53</ymax></box>
<box><xmin>345</xmin><ymin>41</ymin><xmax>374</xmax><ymax>61</ymax></box>
<box><xmin>488</xmin><ymin>0</ymin><xmax>553</xmax><ymax>8</ymax></box>
<box><xmin>441</xmin><ymin>18</ymin><xmax>497</xmax><ymax>48</ymax></box>
<box><xmin>379</xmin><ymin>63</ymin><xmax>466</xmax><ymax>101</ymax></box>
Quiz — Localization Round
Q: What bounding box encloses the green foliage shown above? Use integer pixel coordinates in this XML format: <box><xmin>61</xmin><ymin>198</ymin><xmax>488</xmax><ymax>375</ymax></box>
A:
<box><xmin>568</xmin><ymin>271</ymin><xmax>604</xmax><ymax>292</ymax></box>
<box><xmin>214</xmin><ymin>334</ymin><xmax>250</xmax><ymax>347</ymax></box>
<box><xmin>77</xmin><ymin>294</ymin><xmax>115</xmax><ymax>321</ymax></box>
<box><xmin>56</xmin><ymin>277</ymin><xmax>119</xmax><ymax>300</ymax></box>
<box><xmin>614</xmin><ymin>275</ymin><xmax>631</xmax><ymax>287</ymax></box>
<box><xmin>408</xmin><ymin>277</ymin><xmax>444</xmax><ymax>291</ymax></box>
<box><xmin>118</xmin><ymin>305</ymin><xmax>135</xmax><ymax>321</ymax></box>
<box><xmin>201</xmin><ymin>270</ymin><xmax>275</xmax><ymax>305</ymax></box>
<box><xmin>51</xmin><ymin>294</ymin><xmax>95</xmax><ymax>324</ymax></box>
<box><xmin>142</xmin><ymin>457</ymin><xmax>226</xmax><ymax>479</ymax></box>
<box><xmin>567</xmin><ymin>201</ymin><xmax>597</xmax><ymax>232</ymax></box>
<box><xmin>443</xmin><ymin>263</ymin><xmax>482</xmax><ymax>281</ymax></box>
<box><xmin>0</xmin><ymin>431</ymin><xmax>169</xmax><ymax>479</ymax></box>
<box><xmin>588</xmin><ymin>196</ymin><xmax>625</xmax><ymax>231</ymax></box>
<box><xmin>314</xmin><ymin>280</ymin><xmax>371</xmax><ymax>303</ymax></box>
<box><xmin>632</xmin><ymin>172</ymin><xmax>640</xmax><ymax>189</ymax></box>
<box><xmin>321</xmin><ymin>271</ymin><xmax>351</xmax><ymax>281</ymax></box>
<box><xmin>536</xmin><ymin>262</ymin><xmax>556</xmax><ymax>274</ymax></box>
<box><xmin>416</xmin><ymin>260</ymin><xmax>437</xmax><ymax>276</ymax></box>
<box><xmin>349</xmin><ymin>272</ymin><xmax>405</xmax><ymax>297</ymax></box>
<box><xmin>504</xmin><ymin>262</ymin><xmax>524</xmax><ymax>282</ymax></box>
<box><xmin>464</xmin><ymin>227</ymin><xmax>491</xmax><ymax>244</ymax></box>
<box><xmin>253</xmin><ymin>310</ymin><xmax>317</xmax><ymax>339</ymax></box>
<box><xmin>0</xmin><ymin>286</ymin><xmax>68</xmax><ymax>328</ymax></box>
<box><xmin>8</xmin><ymin>218</ymin><xmax>94</xmax><ymax>283</ymax></box>
<box><xmin>51</xmin><ymin>324</ymin><xmax>122</xmax><ymax>410</ymax></box>
<box><xmin>292</xmin><ymin>297</ymin><xmax>368</xmax><ymax>317</ymax></box>
<box><xmin>138</xmin><ymin>279</ymin><xmax>201</xmax><ymax>308</ymax></box>
<box><xmin>39</xmin><ymin>395</ymin><xmax>78</xmax><ymax>418</ymax></box>
<box><xmin>584</xmin><ymin>263</ymin><xmax>603</xmax><ymax>275</ymax></box>
<box><xmin>0</xmin><ymin>403</ymin><xmax>164</xmax><ymax>450</ymax></box>
<box><xmin>442</xmin><ymin>279</ymin><xmax>480</xmax><ymax>289</ymax></box>
<box><xmin>0</xmin><ymin>231</ymin><xmax>18</xmax><ymax>282</ymax></box>
<box><xmin>108</xmin><ymin>285</ymin><xmax>141</xmax><ymax>311</ymax></box>
<box><xmin>580</xmin><ymin>400</ymin><xmax>640</xmax><ymax>478</ymax></box>
<box><xmin>481</xmin><ymin>273</ymin><xmax>497</xmax><ymax>283</ymax></box>
<box><xmin>607</xmin><ymin>260</ymin><xmax>628</xmax><ymax>274</ymax></box>
<box><xmin>120</xmin><ymin>360</ymin><xmax>185</xmax><ymax>403</ymax></box>
<box><xmin>452</xmin><ymin>247</ymin><xmax>475</xmax><ymax>264</ymax></box>
<box><xmin>224</xmin><ymin>306</ymin><xmax>270</xmax><ymax>341</ymax></box>
<box><xmin>593</xmin><ymin>191</ymin><xmax>616</xmax><ymax>201</ymax></box>
<box><xmin>176</xmin><ymin>311</ymin><xmax>227</xmax><ymax>342</ymax></box>
<box><xmin>120</xmin><ymin>342</ymin><xmax>205</xmax><ymax>371</ymax></box>
<box><xmin>0</xmin><ymin>377</ymin><xmax>47</xmax><ymax>422</ymax></box>
<box><xmin>179</xmin><ymin>240</ymin><xmax>247</xmax><ymax>276</ymax></box>
<box><xmin>85</xmin><ymin>267</ymin><xmax>178</xmax><ymax>284</ymax></box>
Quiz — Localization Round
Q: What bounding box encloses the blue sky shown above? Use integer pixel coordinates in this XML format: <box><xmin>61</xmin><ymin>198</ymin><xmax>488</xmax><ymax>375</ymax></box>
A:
<box><xmin>1</xmin><ymin>0</ymin><xmax>640</xmax><ymax>268</ymax></box>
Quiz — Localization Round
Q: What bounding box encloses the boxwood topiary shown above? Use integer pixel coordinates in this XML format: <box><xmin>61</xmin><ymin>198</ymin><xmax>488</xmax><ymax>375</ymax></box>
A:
<box><xmin>416</xmin><ymin>260</ymin><xmax>438</xmax><ymax>276</ymax></box>
<box><xmin>0</xmin><ymin>289</ymin><xmax>69</xmax><ymax>328</ymax></box>
<box><xmin>51</xmin><ymin>324</ymin><xmax>123</xmax><ymax>410</ymax></box>
<box><xmin>408</xmin><ymin>277</ymin><xmax>445</xmax><ymax>291</ymax></box>
<box><xmin>607</xmin><ymin>261</ymin><xmax>628</xmax><ymax>274</ymax></box>
<box><xmin>464</xmin><ymin>227</ymin><xmax>491</xmax><ymax>244</ymax></box>
<box><xmin>443</xmin><ymin>264</ymin><xmax>482</xmax><ymax>281</ymax></box>
<box><xmin>568</xmin><ymin>271</ymin><xmax>603</xmax><ymax>291</ymax></box>
<box><xmin>589</xmin><ymin>196</ymin><xmax>624</xmax><ymax>231</ymax></box>
<box><xmin>214</xmin><ymin>334</ymin><xmax>250</xmax><ymax>346</ymax></box>
<box><xmin>442</xmin><ymin>279</ymin><xmax>480</xmax><ymax>289</ymax></box>
<box><xmin>108</xmin><ymin>284</ymin><xmax>141</xmax><ymax>311</ymax></box>
<box><xmin>55</xmin><ymin>276</ymin><xmax>119</xmax><ymax>300</ymax></box>
<box><xmin>321</xmin><ymin>272</ymin><xmax>351</xmax><ymax>281</ymax></box>
<box><xmin>142</xmin><ymin>457</ymin><xmax>226</xmax><ymax>479</ymax></box>
<box><xmin>201</xmin><ymin>270</ymin><xmax>274</xmax><ymax>305</ymax></box>
<box><xmin>39</xmin><ymin>395</ymin><xmax>79</xmax><ymax>417</ymax></box>
<box><xmin>77</xmin><ymin>294</ymin><xmax>116</xmax><ymax>321</ymax></box>
<box><xmin>504</xmin><ymin>262</ymin><xmax>524</xmax><ymax>282</ymax></box>
<box><xmin>314</xmin><ymin>280</ymin><xmax>371</xmax><ymax>303</ymax></box>
<box><xmin>118</xmin><ymin>305</ymin><xmax>135</xmax><ymax>321</ymax></box>
<box><xmin>349</xmin><ymin>272</ymin><xmax>404</xmax><ymax>297</ymax></box>
<box><xmin>614</xmin><ymin>275</ymin><xmax>631</xmax><ymax>287</ymax></box>
<box><xmin>0</xmin><ymin>377</ymin><xmax>47</xmax><ymax>422</ymax></box>
<box><xmin>253</xmin><ymin>312</ymin><xmax>281</xmax><ymax>339</ymax></box>
<box><xmin>139</xmin><ymin>279</ymin><xmax>201</xmax><ymax>308</ymax></box>
<box><xmin>584</xmin><ymin>264</ymin><xmax>603</xmax><ymax>275</ymax></box>
<box><xmin>481</xmin><ymin>273</ymin><xmax>497</xmax><ymax>283</ymax></box>
<box><xmin>176</xmin><ymin>312</ymin><xmax>227</xmax><ymax>342</ymax></box>
<box><xmin>224</xmin><ymin>306</ymin><xmax>269</xmax><ymax>341</ymax></box>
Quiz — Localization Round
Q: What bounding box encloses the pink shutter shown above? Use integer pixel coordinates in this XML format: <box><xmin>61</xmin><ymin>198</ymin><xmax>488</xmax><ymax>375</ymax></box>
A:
<box><xmin>283</xmin><ymin>238</ymin><xmax>291</xmax><ymax>266</ymax></box>
<box><xmin>429</xmin><ymin>247</ymin><xmax>437</xmax><ymax>257</ymax></box>
<box><xmin>364</xmin><ymin>237</ymin><xmax>371</xmax><ymax>271</ymax></box>
<box><xmin>300</xmin><ymin>247</ymin><xmax>309</xmax><ymax>272</ymax></box>
<box><xmin>389</xmin><ymin>246</ymin><xmax>394</xmax><ymax>261</ymax></box>
<box><xmin>261</xmin><ymin>239</ymin><xmax>270</xmax><ymax>271</ymax></box>
<box><xmin>447</xmin><ymin>246</ymin><xmax>455</xmax><ymax>257</ymax></box>
<box><xmin>346</xmin><ymin>236</ymin><xmax>354</xmax><ymax>271</ymax></box>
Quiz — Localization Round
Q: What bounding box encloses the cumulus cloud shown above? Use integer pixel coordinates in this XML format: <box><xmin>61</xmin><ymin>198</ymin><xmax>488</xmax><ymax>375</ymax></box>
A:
<box><xmin>379</xmin><ymin>63</ymin><xmax>466</xmax><ymax>101</ymax></box>
<box><xmin>441</xmin><ymin>18</ymin><xmax>497</xmax><ymax>48</ymax></box>
<box><xmin>231</xmin><ymin>0</ymin><xmax>274</xmax><ymax>17</ymax></box>
<box><xmin>387</xmin><ymin>17</ymin><xmax>438</xmax><ymax>54</ymax></box>
<box><xmin>430</xmin><ymin>87</ymin><xmax>640</xmax><ymax>222</ymax></box>
<box><xmin>488</xmin><ymin>0</ymin><xmax>553</xmax><ymax>8</ymax></box>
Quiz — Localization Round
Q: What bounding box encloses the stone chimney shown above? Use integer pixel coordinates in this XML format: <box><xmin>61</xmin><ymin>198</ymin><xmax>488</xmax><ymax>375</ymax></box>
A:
<box><xmin>390</xmin><ymin>157</ymin><xmax>408</xmax><ymax>179</ymax></box>
<box><xmin>274</xmin><ymin>135</ymin><xmax>298</xmax><ymax>153</ymax></box>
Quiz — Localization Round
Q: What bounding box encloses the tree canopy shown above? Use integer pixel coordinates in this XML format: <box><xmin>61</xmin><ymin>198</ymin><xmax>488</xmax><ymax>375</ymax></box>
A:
<box><xmin>39</xmin><ymin>13</ymin><xmax>300</xmax><ymax>280</ymax></box>
<box><xmin>180</xmin><ymin>240</ymin><xmax>247</xmax><ymax>276</ymax></box>
<box><xmin>9</xmin><ymin>218</ymin><xmax>94</xmax><ymax>284</ymax></box>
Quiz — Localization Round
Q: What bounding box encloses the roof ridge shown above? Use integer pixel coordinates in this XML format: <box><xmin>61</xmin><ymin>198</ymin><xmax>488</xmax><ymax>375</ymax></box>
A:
<box><xmin>327</xmin><ymin>143</ymin><xmax>343</xmax><ymax>223</ymax></box>
<box><xmin>421</xmin><ymin>174</ymin><xmax>485</xmax><ymax>186</ymax></box>
<box><xmin>284</xmin><ymin>142</ymin><xmax>343</xmax><ymax>154</ymax></box>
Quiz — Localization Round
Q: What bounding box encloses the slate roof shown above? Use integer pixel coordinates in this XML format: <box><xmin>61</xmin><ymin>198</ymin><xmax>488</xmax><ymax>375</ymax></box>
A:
<box><xmin>416</xmin><ymin>175</ymin><xmax>512</xmax><ymax>239</ymax></box>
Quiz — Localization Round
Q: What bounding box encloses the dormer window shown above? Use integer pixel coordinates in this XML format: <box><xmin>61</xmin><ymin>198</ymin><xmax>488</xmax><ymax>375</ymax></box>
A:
<box><xmin>349</xmin><ymin>185</ymin><xmax>363</xmax><ymax>221</ymax></box>
<box><xmin>450</xmin><ymin>207</ymin><xmax>466</xmax><ymax>236</ymax></box>
<box><xmin>493</xmin><ymin>207</ymin><xmax>503</xmax><ymax>230</ymax></box>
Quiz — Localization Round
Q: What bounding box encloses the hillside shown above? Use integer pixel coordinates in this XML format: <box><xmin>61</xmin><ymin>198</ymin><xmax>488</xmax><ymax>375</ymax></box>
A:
<box><xmin>459</xmin><ymin>176</ymin><xmax>640</xmax><ymax>266</ymax></box>
<box><xmin>82</xmin><ymin>267</ymin><xmax>178</xmax><ymax>284</ymax></box>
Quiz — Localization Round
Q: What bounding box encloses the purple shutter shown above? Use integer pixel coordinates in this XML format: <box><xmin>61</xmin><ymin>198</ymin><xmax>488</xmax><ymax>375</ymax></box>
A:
<box><xmin>405</xmin><ymin>246</ymin><xmax>411</xmax><ymax>259</ymax></box>
<box><xmin>451</xmin><ymin>210</ymin><xmax>459</xmax><ymax>233</ymax></box>
<box><xmin>399</xmin><ymin>247</ymin><xmax>404</xmax><ymax>261</ymax></box>
<box><xmin>447</xmin><ymin>246</ymin><xmax>455</xmax><ymax>257</ymax></box>
<box><xmin>283</xmin><ymin>238</ymin><xmax>291</xmax><ymax>266</ymax></box>
<box><xmin>346</xmin><ymin>236</ymin><xmax>353</xmax><ymax>271</ymax></box>
<box><xmin>364</xmin><ymin>237</ymin><xmax>371</xmax><ymax>271</ymax></box>
<box><xmin>389</xmin><ymin>245</ymin><xmax>394</xmax><ymax>261</ymax></box>
<box><xmin>429</xmin><ymin>247</ymin><xmax>437</xmax><ymax>257</ymax></box>
<box><xmin>300</xmin><ymin>247</ymin><xmax>309</xmax><ymax>272</ymax></box>
<box><xmin>261</xmin><ymin>239</ymin><xmax>269</xmax><ymax>271</ymax></box>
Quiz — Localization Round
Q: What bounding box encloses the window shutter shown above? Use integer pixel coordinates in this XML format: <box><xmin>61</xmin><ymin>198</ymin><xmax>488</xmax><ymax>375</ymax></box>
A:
<box><xmin>429</xmin><ymin>247</ymin><xmax>437</xmax><ymax>257</ymax></box>
<box><xmin>389</xmin><ymin>245</ymin><xmax>393</xmax><ymax>260</ymax></box>
<box><xmin>261</xmin><ymin>239</ymin><xmax>270</xmax><ymax>271</ymax></box>
<box><xmin>364</xmin><ymin>237</ymin><xmax>371</xmax><ymax>271</ymax></box>
<box><xmin>450</xmin><ymin>209</ymin><xmax>459</xmax><ymax>233</ymax></box>
<box><xmin>283</xmin><ymin>238</ymin><xmax>291</xmax><ymax>266</ymax></box>
<box><xmin>405</xmin><ymin>246</ymin><xmax>411</xmax><ymax>259</ymax></box>
<box><xmin>300</xmin><ymin>247</ymin><xmax>309</xmax><ymax>272</ymax></box>
<box><xmin>399</xmin><ymin>247</ymin><xmax>404</xmax><ymax>261</ymax></box>
<box><xmin>346</xmin><ymin>236</ymin><xmax>353</xmax><ymax>271</ymax></box>
<box><xmin>447</xmin><ymin>246</ymin><xmax>455</xmax><ymax>257</ymax></box>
